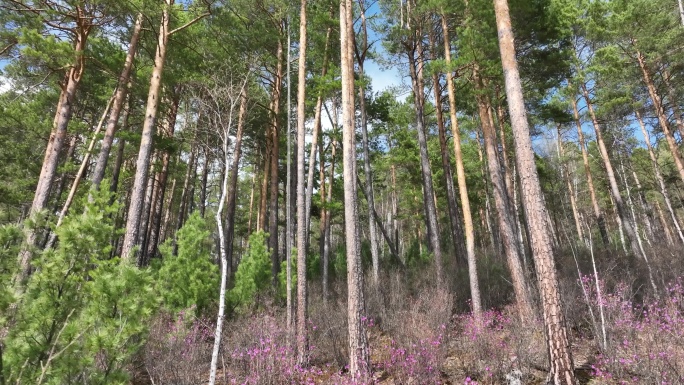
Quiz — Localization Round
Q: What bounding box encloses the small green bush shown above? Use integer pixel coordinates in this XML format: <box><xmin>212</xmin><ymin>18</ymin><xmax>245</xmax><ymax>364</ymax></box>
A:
<box><xmin>3</xmin><ymin>186</ymin><xmax>157</xmax><ymax>384</ymax></box>
<box><xmin>157</xmin><ymin>212</ymin><xmax>219</xmax><ymax>315</ymax></box>
<box><xmin>0</xmin><ymin>224</ymin><xmax>21</xmax><ymax>315</ymax></box>
<box><xmin>229</xmin><ymin>231</ymin><xmax>271</xmax><ymax>308</ymax></box>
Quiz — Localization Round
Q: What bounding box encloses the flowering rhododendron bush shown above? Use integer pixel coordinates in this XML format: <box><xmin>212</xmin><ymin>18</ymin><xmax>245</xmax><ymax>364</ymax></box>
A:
<box><xmin>587</xmin><ymin>278</ymin><xmax>684</xmax><ymax>384</ymax></box>
<box><xmin>144</xmin><ymin>309</ymin><xmax>215</xmax><ymax>385</ymax></box>
<box><xmin>447</xmin><ymin>307</ymin><xmax>547</xmax><ymax>384</ymax></box>
<box><xmin>137</xmin><ymin>273</ymin><xmax>684</xmax><ymax>385</ymax></box>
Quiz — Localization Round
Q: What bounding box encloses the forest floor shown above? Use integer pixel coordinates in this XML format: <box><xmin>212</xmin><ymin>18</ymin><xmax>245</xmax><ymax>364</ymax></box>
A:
<box><xmin>136</xmin><ymin>272</ymin><xmax>684</xmax><ymax>385</ymax></box>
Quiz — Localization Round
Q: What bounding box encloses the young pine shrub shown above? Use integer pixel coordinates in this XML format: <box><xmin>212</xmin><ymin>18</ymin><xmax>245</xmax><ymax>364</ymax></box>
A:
<box><xmin>157</xmin><ymin>211</ymin><xmax>219</xmax><ymax>315</ymax></box>
<box><xmin>3</xmin><ymin>187</ymin><xmax>157</xmax><ymax>384</ymax></box>
<box><xmin>142</xmin><ymin>212</ymin><xmax>219</xmax><ymax>384</ymax></box>
<box><xmin>229</xmin><ymin>230</ymin><xmax>272</xmax><ymax>309</ymax></box>
<box><xmin>0</xmin><ymin>224</ymin><xmax>22</xmax><ymax>318</ymax></box>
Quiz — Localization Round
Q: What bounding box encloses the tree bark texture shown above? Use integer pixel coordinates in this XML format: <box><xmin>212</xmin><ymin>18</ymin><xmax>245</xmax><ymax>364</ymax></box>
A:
<box><xmin>493</xmin><ymin>1</ymin><xmax>577</xmax><ymax>383</ymax></box>
<box><xmin>581</xmin><ymin>84</ymin><xmax>642</xmax><ymax>259</ymax></box>
<box><xmin>269</xmin><ymin>36</ymin><xmax>283</xmax><ymax>282</ymax></box>
<box><xmin>406</xmin><ymin>35</ymin><xmax>444</xmax><ymax>285</ymax></box>
<box><xmin>90</xmin><ymin>13</ymin><xmax>143</xmax><ymax>189</ymax></box>
<box><xmin>18</xmin><ymin>22</ymin><xmax>91</xmax><ymax>286</ymax></box>
<box><xmin>474</xmin><ymin>66</ymin><xmax>529</xmax><ymax>320</ymax></box>
<box><xmin>121</xmin><ymin>1</ymin><xmax>171</xmax><ymax>260</ymax></box>
<box><xmin>570</xmin><ymin>94</ymin><xmax>609</xmax><ymax>245</ymax></box>
<box><xmin>635</xmin><ymin>49</ymin><xmax>684</xmax><ymax>185</ymax></box>
<box><xmin>295</xmin><ymin>0</ymin><xmax>309</xmax><ymax>366</ymax></box>
<box><xmin>635</xmin><ymin>110</ymin><xmax>684</xmax><ymax>244</ymax></box>
<box><xmin>442</xmin><ymin>13</ymin><xmax>479</xmax><ymax>295</ymax></box>
<box><xmin>145</xmin><ymin>91</ymin><xmax>180</xmax><ymax>261</ymax></box>
<box><xmin>341</xmin><ymin>0</ymin><xmax>369</xmax><ymax>375</ymax></box>
<box><xmin>429</xmin><ymin>30</ymin><xmax>466</xmax><ymax>266</ymax></box>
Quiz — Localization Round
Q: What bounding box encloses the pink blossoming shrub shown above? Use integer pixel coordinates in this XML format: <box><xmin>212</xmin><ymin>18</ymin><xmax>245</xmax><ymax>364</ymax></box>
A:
<box><xmin>221</xmin><ymin>310</ymin><xmax>341</xmax><ymax>384</ymax></box>
<box><xmin>143</xmin><ymin>308</ymin><xmax>215</xmax><ymax>385</ymax></box>
<box><xmin>381</xmin><ymin>327</ymin><xmax>446</xmax><ymax>383</ymax></box>
<box><xmin>585</xmin><ymin>277</ymin><xmax>684</xmax><ymax>384</ymax></box>
<box><xmin>450</xmin><ymin>307</ymin><xmax>547</xmax><ymax>384</ymax></box>
<box><xmin>371</xmin><ymin>284</ymin><xmax>452</xmax><ymax>384</ymax></box>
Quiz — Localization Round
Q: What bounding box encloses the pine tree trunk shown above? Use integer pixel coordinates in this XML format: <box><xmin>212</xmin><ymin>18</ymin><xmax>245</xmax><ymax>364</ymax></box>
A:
<box><xmin>635</xmin><ymin>49</ymin><xmax>684</xmax><ymax>185</ymax></box>
<box><xmin>323</xmin><ymin>138</ymin><xmax>336</xmax><ymax>302</ymax></box>
<box><xmin>581</xmin><ymin>84</ymin><xmax>643</xmax><ymax>260</ymax></box>
<box><xmin>138</xmin><ymin>155</ymin><xmax>157</xmax><ymax>264</ymax></box>
<box><xmin>248</xmin><ymin>161</ymin><xmax>258</xmax><ymax>234</ymax></box>
<box><xmin>635</xmin><ymin>110</ymin><xmax>684</xmax><ymax>244</ymax></box>
<box><xmin>556</xmin><ymin>125</ymin><xmax>584</xmax><ymax>241</ymax></box>
<box><xmin>109</xmin><ymin>98</ymin><xmax>131</xmax><ymax>194</ymax></box>
<box><xmin>160</xmin><ymin>176</ymin><xmax>176</xmax><ymax>245</ymax></box>
<box><xmin>176</xmin><ymin>144</ymin><xmax>197</xmax><ymax>236</ymax></box>
<box><xmin>18</xmin><ymin>26</ymin><xmax>91</xmax><ymax>285</ymax></box>
<box><xmin>662</xmin><ymin>68</ymin><xmax>684</xmax><ymax>141</ymax></box>
<box><xmin>121</xmin><ymin>1</ymin><xmax>171</xmax><ymax>260</ymax></box>
<box><xmin>655</xmin><ymin>200</ymin><xmax>676</xmax><ymax>246</ymax></box>
<box><xmin>285</xmin><ymin>19</ymin><xmax>293</xmax><ymax>329</ymax></box>
<box><xmin>478</xmin><ymin>130</ymin><xmax>499</xmax><ymax>256</ymax></box>
<box><xmin>494</xmin><ymin>92</ymin><xmax>515</xmax><ymax>202</ymax></box>
<box><xmin>110</xmin><ymin>140</ymin><xmax>126</xmax><ymax>194</ymax></box>
<box><xmin>47</xmin><ymin>93</ymin><xmax>116</xmax><ymax>248</ymax></box>
<box><xmin>269</xmin><ymin>36</ymin><xmax>284</xmax><ymax>283</ymax></box>
<box><xmin>341</xmin><ymin>0</ymin><xmax>369</xmax><ymax>375</ymax></box>
<box><xmin>30</xmin><ymin>30</ymin><xmax>90</xmax><ymax>217</ymax></box>
<box><xmin>258</xmin><ymin>151</ymin><xmax>270</xmax><ymax>231</ymax></box>
<box><xmin>91</xmin><ymin>13</ymin><xmax>143</xmax><ymax>189</ymax></box>
<box><xmin>429</xmin><ymin>30</ymin><xmax>466</xmax><ymax>266</ymax></box>
<box><xmin>570</xmin><ymin>93</ymin><xmax>609</xmax><ymax>245</ymax></box>
<box><xmin>295</xmin><ymin>0</ymin><xmax>310</xmax><ymax>366</ymax></box>
<box><xmin>406</xmin><ymin>34</ymin><xmax>444</xmax><ymax>285</ymax></box>
<box><xmin>304</xmin><ymin>22</ymin><xmax>332</xmax><ymax>260</ymax></box>
<box><xmin>146</xmin><ymin>91</ymin><xmax>180</xmax><ymax>261</ymax></box>
<box><xmin>355</xmin><ymin>1</ymin><xmax>381</xmax><ymax>285</ymax></box>
<box><xmin>49</xmin><ymin>134</ymin><xmax>78</xmax><ymax>217</ymax></box>
<box><xmin>442</xmin><ymin>13</ymin><xmax>479</xmax><ymax>295</ymax></box>
<box><xmin>493</xmin><ymin>1</ymin><xmax>577</xmax><ymax>383</ymax></box>
<box><xmin>318</xmin><ymin>134</ymin><xmax>327</xmax><ymax>300</ymax></box>
<box><xmin>390</xmin><ymin>163</ymin><xmax>400</xmax><ymax>258</ymax></box>
<box><xmin>474</xmin><ymin>66</ymin><xmax>529</xmax><ymax>320</ymax></box>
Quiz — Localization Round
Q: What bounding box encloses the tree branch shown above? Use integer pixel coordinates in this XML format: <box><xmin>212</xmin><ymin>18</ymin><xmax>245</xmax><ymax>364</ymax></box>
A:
<box><xmin>168</xmin><ymin>12</ymin><xmax>210</xmax><ymax>36</ymax></box>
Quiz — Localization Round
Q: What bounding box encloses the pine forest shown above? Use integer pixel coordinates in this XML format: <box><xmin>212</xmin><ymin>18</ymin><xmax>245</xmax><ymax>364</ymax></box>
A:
<box><xmin>1</xmin><ymin>0</ymin><xmax>684</xmax><ymax>384</ymax></box>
